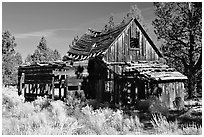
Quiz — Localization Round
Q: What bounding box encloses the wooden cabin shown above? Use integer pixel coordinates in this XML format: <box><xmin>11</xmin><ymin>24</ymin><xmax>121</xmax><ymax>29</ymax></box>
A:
<box><xmin>18</xmin><ymin>61</ymin><xmax>88</xmax><ymax>101</ymax></box>
<box><xmin>65</xmin><ymin>18</ymin><xmax>187</xmax><ymax>109</ymax></box>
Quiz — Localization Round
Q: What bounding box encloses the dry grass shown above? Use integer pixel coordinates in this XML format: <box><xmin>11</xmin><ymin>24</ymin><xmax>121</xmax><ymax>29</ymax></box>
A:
<box><xmin>2</xmin><ymin>87</ymin><xmax>202</xmax><ymax>135</ymax></box>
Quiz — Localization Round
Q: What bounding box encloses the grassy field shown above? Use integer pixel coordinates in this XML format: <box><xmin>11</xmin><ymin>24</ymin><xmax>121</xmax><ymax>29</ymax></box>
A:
<box><xmin>2</xmin><ymin>86</ymin><xmax>202</xmax><ymax>135</ymax></box>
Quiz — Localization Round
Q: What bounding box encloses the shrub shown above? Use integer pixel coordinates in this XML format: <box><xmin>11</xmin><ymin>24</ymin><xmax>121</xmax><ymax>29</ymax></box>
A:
<box><xmin>135</xmin><ymin>96</ymin><xmax>169</xmax><ymax>116</ymax></box>
<box><xmin>2</xmin><ymin>87</ymin><xmax>24</xmax><ymax>109</ymax></box>
<box><xmin>151</xmin><ymin>114</ymin><xmax>180</xmax><ymax>134</ymax></box>
<box><xmin>150</xmin><ymin>114</ymin><xmax>202</xmax><ymax>135</ymax></box>
<box><xmin>2</xmin><ymin>87</ymin><xmax>202</xmax><ymax>135</ymax></box>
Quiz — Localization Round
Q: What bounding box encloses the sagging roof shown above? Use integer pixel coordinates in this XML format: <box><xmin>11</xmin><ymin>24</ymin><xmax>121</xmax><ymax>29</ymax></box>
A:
<box><xmin>19</xmin><ymin>60</ymin><xmax>88</xmax><ymax>69</ymax></box>
<box><xmin>67</xmin><ymin>19</ymin><xmax>132</xmax><ymax>60</ymax></box>
<box><xmin>124</xmin><ymin>61</ymin><xmax>188</xmax><ymax>82</ymax></box>
<box><xmin>18</xmin><ymin>61</ymin><xmax>72</xmax><ymax>70</ymax></box>
<box><xmin>66</xmin><ymin>18</ymin><xmax>163</xmax><ymax>61</ymax></box>
<box><xmin>18</xmin><ymin>61</ymin><xmax>89</xmax><ymax>77</ymax></box>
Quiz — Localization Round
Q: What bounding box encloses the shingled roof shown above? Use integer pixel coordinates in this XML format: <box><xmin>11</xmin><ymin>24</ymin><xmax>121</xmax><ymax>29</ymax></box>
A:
<box><xmin>66</xmin><ymin>18</ymin><xmax>162</xmax><ymax>61</ymax></box>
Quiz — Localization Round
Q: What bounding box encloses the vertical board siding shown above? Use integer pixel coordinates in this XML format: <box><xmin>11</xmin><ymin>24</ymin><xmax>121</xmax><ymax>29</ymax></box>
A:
<box><xmin>160</xmin><ymin>83</ymin><xmax>168</xmax><ymax>107</ymax></box>
<box><xmin>159</xmin><ymin>82</ymin><xmax>185</xmax><ymax>109</ymax></box>
<box><xmin>118</xmin><ymin>37</ymin><xmax>123</xmax><ymax>62</ymax></box>
<box><xmin>121</xmin><ymin>33</ymin><xmax>124</xmax><ymax>62</ymax></box>
<box><xmin>127</xmin><ymin>27</ymin><xmax>131</xmax><ymax>61</ymax></box>
<box><xmin>139</xmin><ymin>28</ymin><xmax>142</xmax><ymax>60</ymax></box>
<box><xmin>116</xmin><ymin>42</ymin><xmax>118</xmax><ymax>62</ymax></box>
<box><xmin>123</xmin><ymin>33</ymin><xmax>126</xmax><ymax>61</ymax></box>
<box><xmin>175</xmin><ymin>82</ymin><xmax>178</xmax><ymax>97</ymax></box>
<box><xmin>102</xmin><ymin>20</ymin><xmax>161</xmax><ymax>63</ymax></box>
<box><xmin>180</xmin><ymin>82</ymin><xmax>185</xmax><ymax>100</ymax></box>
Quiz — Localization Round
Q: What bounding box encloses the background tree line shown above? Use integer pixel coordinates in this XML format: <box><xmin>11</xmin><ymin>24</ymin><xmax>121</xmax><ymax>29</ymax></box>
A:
<box><xmin>25</xmin><ymin>36</ymin><xmax>61</xmax><ymax>64</ymax></box>
<box><xmin>2</xmin><ymin>32</ymin><xmax>61</xmax><ymax>86</ymax></box>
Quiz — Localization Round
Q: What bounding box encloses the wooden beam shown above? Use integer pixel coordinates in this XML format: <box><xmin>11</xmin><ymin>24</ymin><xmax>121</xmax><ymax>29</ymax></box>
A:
<box><xmin>24</xmin><ymin>80</ymin><xmax>53</xmax><ymax>84</ymax></box>
<box><xmin>25</xmin><ymin>93</ymin><xmax>51</xmax><ymax>98</ymax></box>
<box><xmin>19</xmin><ymin>69</ymin><xmax>53</xmax><ymax>74</ymax></box>
<box><xmin>53</xmin><ymin>70</ymin><xmax>75</xmax><ymax>76</ymax></box>
<box><xmin>25</xmin><ymin>75</ymin><xmax>53</xmax><ymax>81</ymax></box>
<box><xmin>23</xmin><ymin>73</ymin><xmax>53</xmax><ymax>76</ymax></box>
<box><xmin>106</xmin><ymin>62</ymin><xmax>129</xmax><ymax>66</ymax></box>
<box><xmin>133</xmin><ymin>18</ymin><xmax>163</xmax><ymax>58</ymax></box>
<box><xmin>159</xmin><ymin>76</ymin><xmax>188</xmax><ymax>81</ymax></box>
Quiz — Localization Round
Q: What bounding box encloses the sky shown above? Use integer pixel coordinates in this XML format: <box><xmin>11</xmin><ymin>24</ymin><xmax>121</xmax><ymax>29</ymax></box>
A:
<box><xmin>2</xmin><ymin>2</ymin><xmax>158</xmax><ymax>61</ymax></box>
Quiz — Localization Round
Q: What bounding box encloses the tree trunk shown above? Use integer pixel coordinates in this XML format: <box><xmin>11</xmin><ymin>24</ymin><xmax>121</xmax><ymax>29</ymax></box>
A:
<box><xmin>186</xmin><ymin>67</ymin><xmax>197</xmax><ymax>99</ymax></box>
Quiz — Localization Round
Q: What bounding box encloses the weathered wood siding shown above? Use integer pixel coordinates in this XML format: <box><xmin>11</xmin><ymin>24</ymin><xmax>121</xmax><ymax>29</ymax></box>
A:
<box><xmin>104</xmin><ymin>21</ymin><xmax>159</xmax><ymax>74</ymax></box>
<box><xmin>159</xmin><ymin>82</ymin><xmax>185</xmax><ymax>109</ymax></box>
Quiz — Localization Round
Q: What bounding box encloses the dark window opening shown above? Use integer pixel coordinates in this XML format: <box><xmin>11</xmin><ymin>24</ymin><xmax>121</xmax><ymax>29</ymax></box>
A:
<box><xmin>130</xmin><ymin>26</ymin><xmax>140</xmax><ymax>49</ymax></box>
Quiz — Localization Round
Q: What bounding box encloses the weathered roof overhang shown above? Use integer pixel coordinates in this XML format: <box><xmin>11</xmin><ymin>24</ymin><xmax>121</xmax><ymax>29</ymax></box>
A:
<box><xmin>123</xmin><ymin>61</ymin><xmax>187</xmax><ymax>82</ymax></box>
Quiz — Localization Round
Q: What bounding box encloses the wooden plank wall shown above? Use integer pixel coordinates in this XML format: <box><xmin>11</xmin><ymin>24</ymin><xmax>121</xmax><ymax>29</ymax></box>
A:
<box><xmin>19</xmin><ymin>76</ymin><xmax>77</xmax><ymax>101</ymax></box>
<box><xmin>159</xmin><ymin>82</ymin><xmax>185</xmax><ymax>109</ymax></box>
<box><xmin>19</xmin><ymin>67</ymin><xmax>53</xmax><ymax>84</ymax></box>
<box><xmin>104</xmin><ymin>20</ymin><xmax>160</xmax><ymax>74</ymax></box>
<box><xmin>18</xmin><ymin>67</ymin><xmax>78</xmax><ymax>101</ymax></box>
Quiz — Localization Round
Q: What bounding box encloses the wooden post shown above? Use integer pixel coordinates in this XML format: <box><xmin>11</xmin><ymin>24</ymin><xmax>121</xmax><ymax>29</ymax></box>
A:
<box><xmin>113</xmin><ymin>75</ymin><xmax>116</xmax><ymax>104</ymax></box>
<box><xmin>114</xmin><ymin>75</ymin><xmax>119</xmax><ymax>104</ymax></box>
<box><xmin>78</xmin><ymin>82</ymin><xmax>81</xmax><ymax>96</ymax></box>
<box><xmin>52</xmin><ymin>77</ymin><xmax>55</xmax><ymax>100</ymax></box>
<box><xmin>59</xmin><ymin>75</ymin><xmax>62</xmax><ymax>100</ymax></box>
<box><xmin>19</xmin><ymin>77</ymin><xmax>23</xmax><ymax>96</ymax></box>
<box><xmin>19</xmin><ymin>73</ymin><xmax>25</xmax><ymax>96</ymax></box>
<box><xmin>41</xmin><ymin>84</ymin><xmax>45</xmax><ymax>95</ymax></box>
<box><xmin>36</xmin><ymin>84</ymin><xmax>38</xmax><ymax>95</ymax></box>
<box><xmin>45</xmin><ymin>84</ymin><xmax>48</xmax><ymax>94</ymax></box>
<box><xmin>118</xmin><ymin>79</ymin><xmax>122</xmax><ymax>105</ymax></box>
<box><xmin>39</xmin><ymin>84</ymin><xmax>42</xmax><ymax>94</ymax></box>
<box><xmin>24</xmin><ymin>84</ymin><xmax>27</xmax><ymax>97</ymax></box>
<box><xmin>32</xmin><ymin>84</ymin><xmax>35</xmax><ymax>94</ymax></box>
<box><xmin>33</xmin><ymin>84</ymin><xmax>35</xmax><ymax>95</ymax></box>
<box><xmin>78</xmin><ymin>83</ymin><xmax>81</xmax><ymax>92</ymax></box>
<box><xmin>64</xmin><ymin>75</ymin><xmax>68</xmax><ymax>100</ymax></box>
<box><xmin>28</xmin><ymin>84</ymin><xmax>31</xmax><ymax>94</ymax></box>
<box><xmin>116</xmin><ymin>78</ymin><xmax>120</xmax><ymax>104</ymax></box>
<box><xmin>130</xmin><ymin>81</ymin><xmax>135</xmax><ymax>105</ymax></box>
<box><xmin>48</xmin><ymin>84</ymin><xmax>51</xmax><ymax>98</ymax></box>
<box><xmin>30</xmin><ymin>84</ymin><xmax>32</xmax><ymax>94</ymax></box>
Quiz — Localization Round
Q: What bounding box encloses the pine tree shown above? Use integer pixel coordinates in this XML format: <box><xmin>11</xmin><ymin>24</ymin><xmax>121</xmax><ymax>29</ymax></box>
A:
<box><xmin>152</xmin><ymin>2</ymin><xmax>202</xmax><ymax>98</ymax></box>
<box><xmin>25</xmin><ymin>36</ymin><xmax>61</xmax><ymax>64</ymax></box>
<box><xmin>122</xmin><ymin>4</ymin><xmax>146</xmax><ymax>29</ymax></box>
<box><xmin>2</xmin><ymin>31</ymin><xmax>22</xmax><ymax>85</ymax></box>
